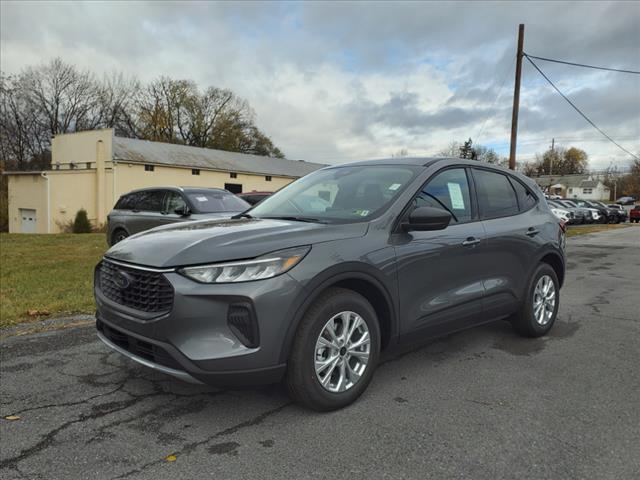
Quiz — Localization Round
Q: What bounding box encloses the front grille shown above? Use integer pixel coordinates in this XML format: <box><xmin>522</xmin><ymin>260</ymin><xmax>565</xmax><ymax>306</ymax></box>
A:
<box><xmin>98</xmin><ymin>259</ymin><xmax>174</xmax><ymax>313</ymax></box>
<box><xmin>97</xmin><ymin>320</ymin><xmax>183</xmax><ymax>371</ymax></box>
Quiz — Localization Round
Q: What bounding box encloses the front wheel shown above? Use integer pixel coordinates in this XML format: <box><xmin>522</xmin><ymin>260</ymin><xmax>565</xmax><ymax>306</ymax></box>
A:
<box><xmin>110</xmin><ymin>228</ymin><xmax>129</xmax><ymax>246</ymax></box>
<box><xmin>511</xmin><ymin>263</ymin><xmax>560</xmax><ymax>337</ymax></box>
<box><xmin>285</xmin><ymin>288</ymin><xmax>381</xmax><ymax>411</ymax></box>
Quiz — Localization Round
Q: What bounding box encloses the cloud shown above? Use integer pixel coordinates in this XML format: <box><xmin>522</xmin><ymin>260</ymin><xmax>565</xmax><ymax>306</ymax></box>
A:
<box><xmin>1</xmin><ymin>0</ymin><xmax>638</xmax><ymax>170</ymax></box>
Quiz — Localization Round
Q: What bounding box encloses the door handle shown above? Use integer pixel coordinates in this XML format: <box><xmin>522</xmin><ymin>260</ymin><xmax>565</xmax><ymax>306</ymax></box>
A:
<box><xmin>462</xmin><ymin>237</ymin><xmax>481</xmax><ymax>247</ymax></box>
<box><xmin>525</xmin><ymin>227</ymin><xmax>540</xmax><ymax>237</ymax></box>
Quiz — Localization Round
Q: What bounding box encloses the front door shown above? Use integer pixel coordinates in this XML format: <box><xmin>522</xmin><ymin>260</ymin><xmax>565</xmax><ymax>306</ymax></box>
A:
<box><xmin>20</xmin><ymin>209</ymin><xmax>37</xmax><ymax>233</ymax></box>
<box><xmin>158</xmin><ymin>191</ymin><xmax>191</xmax><ymax>226</ymax></box>
<box><xmin>393</xmin><ymin>167</ymin><xmax>487</xmax><ymax>339</ymax></box>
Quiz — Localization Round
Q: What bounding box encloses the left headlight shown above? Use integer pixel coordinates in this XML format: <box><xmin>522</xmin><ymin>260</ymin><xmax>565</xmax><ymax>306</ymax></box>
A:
<box><xmin>178</xmin><ymin>246</ymin><xmax>310</xmax><ymax>284</ymax></box>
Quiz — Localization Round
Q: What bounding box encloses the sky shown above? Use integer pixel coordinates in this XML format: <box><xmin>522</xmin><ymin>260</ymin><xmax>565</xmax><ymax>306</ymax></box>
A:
<box><xmin>1</xmin><ymin>0</ymin><xmax>639</xmax><ymax>170</ymax></box>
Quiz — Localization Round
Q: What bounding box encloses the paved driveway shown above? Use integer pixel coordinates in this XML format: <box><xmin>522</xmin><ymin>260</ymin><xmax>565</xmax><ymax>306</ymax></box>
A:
<box><xmin>2</xmin><ymin>227</ymin><xmax>639</xmax><ymax>479</ymax></box>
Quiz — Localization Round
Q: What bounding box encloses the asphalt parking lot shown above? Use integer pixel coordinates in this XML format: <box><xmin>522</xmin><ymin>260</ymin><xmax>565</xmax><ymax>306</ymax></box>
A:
<box><xmin>1</xmin><ymin>226</ymin><xmax>639</xmax><ymax>480</ymax></box>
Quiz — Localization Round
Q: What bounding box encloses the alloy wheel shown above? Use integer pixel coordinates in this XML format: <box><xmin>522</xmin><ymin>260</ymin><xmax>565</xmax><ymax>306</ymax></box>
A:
<box><xmin>314</xmin><ymin>311</ymin><xmax>371</xmax><ymax>393</ymax></box>
<box><xmin>533</xmin><ymin>275</ymin><xmax>556</xmax><ymax>326</ymax></box>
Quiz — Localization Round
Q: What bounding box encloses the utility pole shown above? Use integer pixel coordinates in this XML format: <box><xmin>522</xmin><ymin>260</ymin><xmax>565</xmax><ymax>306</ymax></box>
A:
<box><xmin>509</xmin><ymin>23</ymin><xmax>525</xmax><ymax>170</ymax></box>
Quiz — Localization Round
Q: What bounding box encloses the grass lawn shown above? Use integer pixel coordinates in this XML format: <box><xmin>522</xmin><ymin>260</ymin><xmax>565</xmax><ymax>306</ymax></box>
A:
<box><xmin>0</xmin><ymin>233</ymin><xmax>107</xmax><ymax>327</ymax></box>
<box><xmin>565</xmin><ymin>223</ymin><xmax>630</xmax><ymax>237</ymax></box>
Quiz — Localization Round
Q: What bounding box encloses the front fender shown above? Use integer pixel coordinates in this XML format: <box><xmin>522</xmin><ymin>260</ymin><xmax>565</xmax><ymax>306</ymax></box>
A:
<box><xmin>278</xmin><ymin>262</ymin><xmax>399</xmax><ymax>364</ymax></box>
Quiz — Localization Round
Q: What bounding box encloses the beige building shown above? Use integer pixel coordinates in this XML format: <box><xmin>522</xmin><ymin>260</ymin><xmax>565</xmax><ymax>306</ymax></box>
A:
<box><xmin>6</xmin><ymin>129</ymin><xmax>324</xmax><ymax>233</ymax></box>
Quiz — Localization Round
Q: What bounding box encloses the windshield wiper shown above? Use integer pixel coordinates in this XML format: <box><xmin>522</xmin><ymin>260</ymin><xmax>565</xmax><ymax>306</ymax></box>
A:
<box><xmin>262</xmin><ymin>216</ymin><xmax>328</xmax><ymax>224</ymax></box>
<box><xmin>232</xmin><ymin>211</ymin><xmax>253</xmax><ymax>219</ymax></box>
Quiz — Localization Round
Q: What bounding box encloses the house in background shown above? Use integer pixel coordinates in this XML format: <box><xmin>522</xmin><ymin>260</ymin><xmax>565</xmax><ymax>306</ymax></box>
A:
<box><xmin>532</xmin><ymin>174</ymin><xmax>610</xmax><ymax>201</ymax></box>
<box><xmin>5</xmin><ymin>129</ymin><xmax>325</xmax><ymax>233</ymax></box>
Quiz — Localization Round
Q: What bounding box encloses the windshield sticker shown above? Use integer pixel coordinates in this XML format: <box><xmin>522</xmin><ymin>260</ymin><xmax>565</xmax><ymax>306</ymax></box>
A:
<box><xmin>195</xmin><ymin>196</ymin><xmax>208</xmax><ymax>202</ymax></box>
<box><xmin>353</xmin><ymin>209</ymin><xmax>370</xmax><ymax>217</ymax></box>
<box><xmin>388</xmin><ymin>183</ymin><xmax>401</xmax><ymax>191</ymax></box>
<box><xmin>447</xmin><ymin>182</ymin><xmax>465</xmax><ymax>210</ymax></box>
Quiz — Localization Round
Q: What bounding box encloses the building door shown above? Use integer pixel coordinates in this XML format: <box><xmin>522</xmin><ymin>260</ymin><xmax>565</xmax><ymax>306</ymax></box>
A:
<box><xmin>224</xmin><ymin>183</ymin><xmax>243</xmax><ymax>194</ymax></box>
<box><xmin>20</xmin><ymin>209</ymin><xmax>37</xmax><ymax>233</ymax></box>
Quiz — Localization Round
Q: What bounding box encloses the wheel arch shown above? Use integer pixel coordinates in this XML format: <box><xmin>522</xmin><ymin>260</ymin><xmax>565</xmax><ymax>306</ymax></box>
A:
<box><xmin>538</xmin><ymin>251</ymin><xmax>565</xmax><ymax>288</ymax></box>
<box><xmin>280</xmin><ymin>266</ymin><xmax>398</xmax><ymax>363</ymax></box>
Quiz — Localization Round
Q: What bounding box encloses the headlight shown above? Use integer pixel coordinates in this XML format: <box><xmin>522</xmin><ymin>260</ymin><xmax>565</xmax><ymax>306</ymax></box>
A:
<box><xmin>178</xmin><ymin>246</ymin><xmax>310</xmax><ymax>283</ymax></box>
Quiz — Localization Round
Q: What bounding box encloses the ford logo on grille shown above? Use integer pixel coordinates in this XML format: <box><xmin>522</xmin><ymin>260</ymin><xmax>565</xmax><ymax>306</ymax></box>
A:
<box><xmin>113</xmin><ymin>270</ymin><xmax>134</xmax><ymax>290</ymax></box>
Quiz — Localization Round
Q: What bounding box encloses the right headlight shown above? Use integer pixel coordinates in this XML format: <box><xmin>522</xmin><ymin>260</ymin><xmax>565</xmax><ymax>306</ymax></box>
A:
<box><xmin>178</xmin><ymin>246</ymin><xmax>310</xmax><ymax>284</ymax></box>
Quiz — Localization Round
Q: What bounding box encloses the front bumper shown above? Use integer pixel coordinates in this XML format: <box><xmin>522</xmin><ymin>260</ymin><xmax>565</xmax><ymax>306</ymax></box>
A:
<box><xmin>94</xmin><ymin>261</ymin><xmax>303</xmax><ymax>386</ymax></box>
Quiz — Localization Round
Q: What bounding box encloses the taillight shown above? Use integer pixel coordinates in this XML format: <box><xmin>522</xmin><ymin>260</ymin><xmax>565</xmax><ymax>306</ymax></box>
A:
<box><xmin>559</xmin><ymin>220</ymin><xmax>567</xmax><ymax>233</ymax></box>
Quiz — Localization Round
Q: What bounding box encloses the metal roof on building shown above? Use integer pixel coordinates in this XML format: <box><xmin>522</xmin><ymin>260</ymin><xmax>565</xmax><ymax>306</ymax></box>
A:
<box><xmin>112</xmin><ymin>136</ymin><xmax>326</xmax><ymax>178</ymax></box>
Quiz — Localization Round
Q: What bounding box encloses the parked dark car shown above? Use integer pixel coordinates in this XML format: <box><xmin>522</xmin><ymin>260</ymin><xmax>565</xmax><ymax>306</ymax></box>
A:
<box><xmin>237</xmin><ymin>191</ymin><xmax>273</xmax><ymax>205</ymax></box>
<box><xmin>576</xmin><ymin>199</ymin><xmax>618</xmax><ymax>223</ymax></box>
<box><xmin>95</xmin><ymin>158</ymin><xmax>565</xmax><ymax>411</ymax></box>
<box><xmin>587</xmin><ymin>200</ymin><xmax>623</xmax><ymax>223</ymax></box>
<box><xmin>107</xmin><ymin>187</ymin><xmax>250</xmax><ymax>245</ymax></box>
<box><xmin>607</xmin><ymin>204</ymin><xmax>629</xmax><ymax>222</ymax></box>
<box><xmin>630</xmin><ymin>205</ymin><xmax>640</xmax><ymax>223</ymax></box>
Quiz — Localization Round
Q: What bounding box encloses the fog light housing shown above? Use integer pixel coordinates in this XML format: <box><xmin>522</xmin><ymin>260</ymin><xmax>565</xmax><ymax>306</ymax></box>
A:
<box><xmin>227</xmin><ymin>303</ymin><xmax>259</xmax><ymax>348</ymax></box>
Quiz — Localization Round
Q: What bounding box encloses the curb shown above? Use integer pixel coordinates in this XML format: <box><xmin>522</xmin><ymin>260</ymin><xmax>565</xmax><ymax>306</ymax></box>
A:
<box><xmin>0</xmin><ymin>314</ymin><xmax>95</xmax><ymax>340</ymax></box>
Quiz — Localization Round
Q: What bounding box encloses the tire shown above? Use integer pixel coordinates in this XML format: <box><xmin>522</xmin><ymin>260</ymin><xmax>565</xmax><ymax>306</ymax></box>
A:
<box><xmin>285</xmin><ymin>287</ymin><xmax>381</xmax><ymax>411</ymax></box>
<box><xmin>511</xmin><ymin>263</ymin><xmax>559</xmax><ymax>338</ymax></box>
<box><xmin>110</xmin><ymin>228</ymin><xmax>129</xmax><ymax>246</ymax></box>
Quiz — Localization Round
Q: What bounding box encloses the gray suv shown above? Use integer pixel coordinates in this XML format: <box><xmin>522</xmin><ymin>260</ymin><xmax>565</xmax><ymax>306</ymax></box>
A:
<box><xmin>107</xmin><ymin>187</ymin><xmax>249</xmax><ymax>245</ymax></box>
<box><xmin>95</xmin><ymin>158</ymin><xmax>565</xmax><ymax>411</ymax></box>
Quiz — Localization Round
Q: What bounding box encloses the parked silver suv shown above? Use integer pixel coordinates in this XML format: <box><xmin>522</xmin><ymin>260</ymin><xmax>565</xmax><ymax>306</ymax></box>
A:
<box><xmin>107</xmin><ymin>187</ymin><xmax>249</xmax><ymax>245</ymax></box>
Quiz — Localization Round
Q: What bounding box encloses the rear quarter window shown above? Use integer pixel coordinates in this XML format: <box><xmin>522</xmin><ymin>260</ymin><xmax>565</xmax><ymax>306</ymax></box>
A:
<box><xmin>509</xmin><ymin>178</ymin><xmax>538</xmax><ymax>212</ymax></box>
<box><xmin>115</xmin><ymin>194</ymin><xmax>136</xmax><ymax>210</ymax></box>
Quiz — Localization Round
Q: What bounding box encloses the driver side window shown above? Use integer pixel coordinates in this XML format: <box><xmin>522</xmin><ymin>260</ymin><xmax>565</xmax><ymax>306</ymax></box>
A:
<box><xmin>165</xmin><ymin>192</ymin><xmax>187</xmax><ymax>213</ymax></box>
<box><xmin>415</xmin><ymin>168</ymin><xmax>472</xmax><ymax>223</ymax></box>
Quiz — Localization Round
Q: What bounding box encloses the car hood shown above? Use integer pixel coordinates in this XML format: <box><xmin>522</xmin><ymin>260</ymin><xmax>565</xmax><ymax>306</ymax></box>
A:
<box><xmin>105</xmin><ymin>217</ymin><xmax>368</xmax><ymax>268</ymax></box>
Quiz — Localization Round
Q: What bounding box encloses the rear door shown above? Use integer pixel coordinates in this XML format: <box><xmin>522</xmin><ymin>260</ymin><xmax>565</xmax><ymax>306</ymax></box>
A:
<box><xmin>472</xmin><ymin>168</ymin><xmax>542</xmax><ymax>319</ymax></box>
<box><xmin>128</xmin><ymin>190</ymin><xmax>167</xmax><ymax>234</ymax></box>
<box><xmin>394</xmin><ymin>167</ymin><xmax>487</xmax><ymax>338</ymax></box>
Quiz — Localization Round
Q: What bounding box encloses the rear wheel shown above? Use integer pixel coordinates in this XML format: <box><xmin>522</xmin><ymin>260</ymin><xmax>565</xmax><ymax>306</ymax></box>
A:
<box><xmin>285</xmin><ymin>288</ymin><xmax>381</xmax><ymax>411</ymax></box>
<box><xmin>512</xmin><ymin>263</ymin><xmax>559</xmax><ymax>337</ymax></box>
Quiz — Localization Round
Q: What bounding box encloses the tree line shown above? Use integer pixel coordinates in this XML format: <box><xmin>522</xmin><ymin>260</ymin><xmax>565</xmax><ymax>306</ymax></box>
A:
<box><xmin>0</xmin><ymin>58</ymin><xmax>284</xmax><ymax>171</ymax></box>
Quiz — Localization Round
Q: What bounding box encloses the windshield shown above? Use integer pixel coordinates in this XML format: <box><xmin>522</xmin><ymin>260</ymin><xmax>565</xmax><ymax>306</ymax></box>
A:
<box><xmin>186</xmin><ymin>191</ymin><xmax>249</xmax><ymax>213</ymax></box>
<box><xmin>561</xmin><ymin>200</ymin><xmax>577</xmax><ymax>208</ymax></box>
<box><xmin>249</xmin><ymin>165</ymin><xmax>420</xmax><ymax>223</ymax></box>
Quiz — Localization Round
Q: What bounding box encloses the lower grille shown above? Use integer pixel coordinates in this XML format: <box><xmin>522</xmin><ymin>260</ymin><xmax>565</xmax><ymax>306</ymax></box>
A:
<box><xmin>98</xmin><ymin>259</ymin><xmax>174</xmax><ymax>314</ymax></box>
<box><xmin>97</xmin><ymin>320</ymin><xmax>183</xmax><ymax>371</ymax></box>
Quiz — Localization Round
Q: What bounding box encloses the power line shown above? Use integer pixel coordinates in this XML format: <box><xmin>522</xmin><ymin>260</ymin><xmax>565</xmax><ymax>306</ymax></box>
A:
<box><xmin>525</xmin><ymin>53</ymin><xmax>640</xmax><ymax>75</ymax></box>
<box><xmin>524</xmin><ymin>54</ymin><xmax>639</xmax><ymax>161</ymax></box>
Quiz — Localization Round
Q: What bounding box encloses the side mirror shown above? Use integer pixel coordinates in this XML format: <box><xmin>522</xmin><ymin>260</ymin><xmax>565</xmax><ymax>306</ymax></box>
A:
<box><xmin>175</xmin><ymin>205</ymin><xmax>191</xmax><ymax>217</ymax></box>
<box><xmin>403</xmin><ymin>206</ymin><xmax>451</xmax><ymax>231</ymax></box>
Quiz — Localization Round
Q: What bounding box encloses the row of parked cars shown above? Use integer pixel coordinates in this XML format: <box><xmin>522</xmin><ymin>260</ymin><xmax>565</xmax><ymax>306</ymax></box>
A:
<box><xmin>546</xmin><ymin>198</ymin><xmax>634</xmax><ymax>225</ymax></box>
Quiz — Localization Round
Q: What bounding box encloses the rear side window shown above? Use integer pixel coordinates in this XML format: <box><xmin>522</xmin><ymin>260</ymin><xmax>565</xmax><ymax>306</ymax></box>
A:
<box><xmin>473</xmin><ymin>169</ymin><xmax>519</xmax><ymax>219</ymax></box>
<box><xmin>115</xmin><ymin>194</ymin><xmax>136</xmax><ymax>210</ymax></box>
<box><xmin>510</xmin><ymin>178</ymin><xmax>537</xmax><ymax>211</ymax></box>
<box><xmin>415</xmin><ymin>168</ymin><xmax>472</xmax><ymax>223</ymax></box>
<box><xmin>136</xmin><ymin>190</ymin><xmax>166</xmax><ymax>212</ymax></box>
